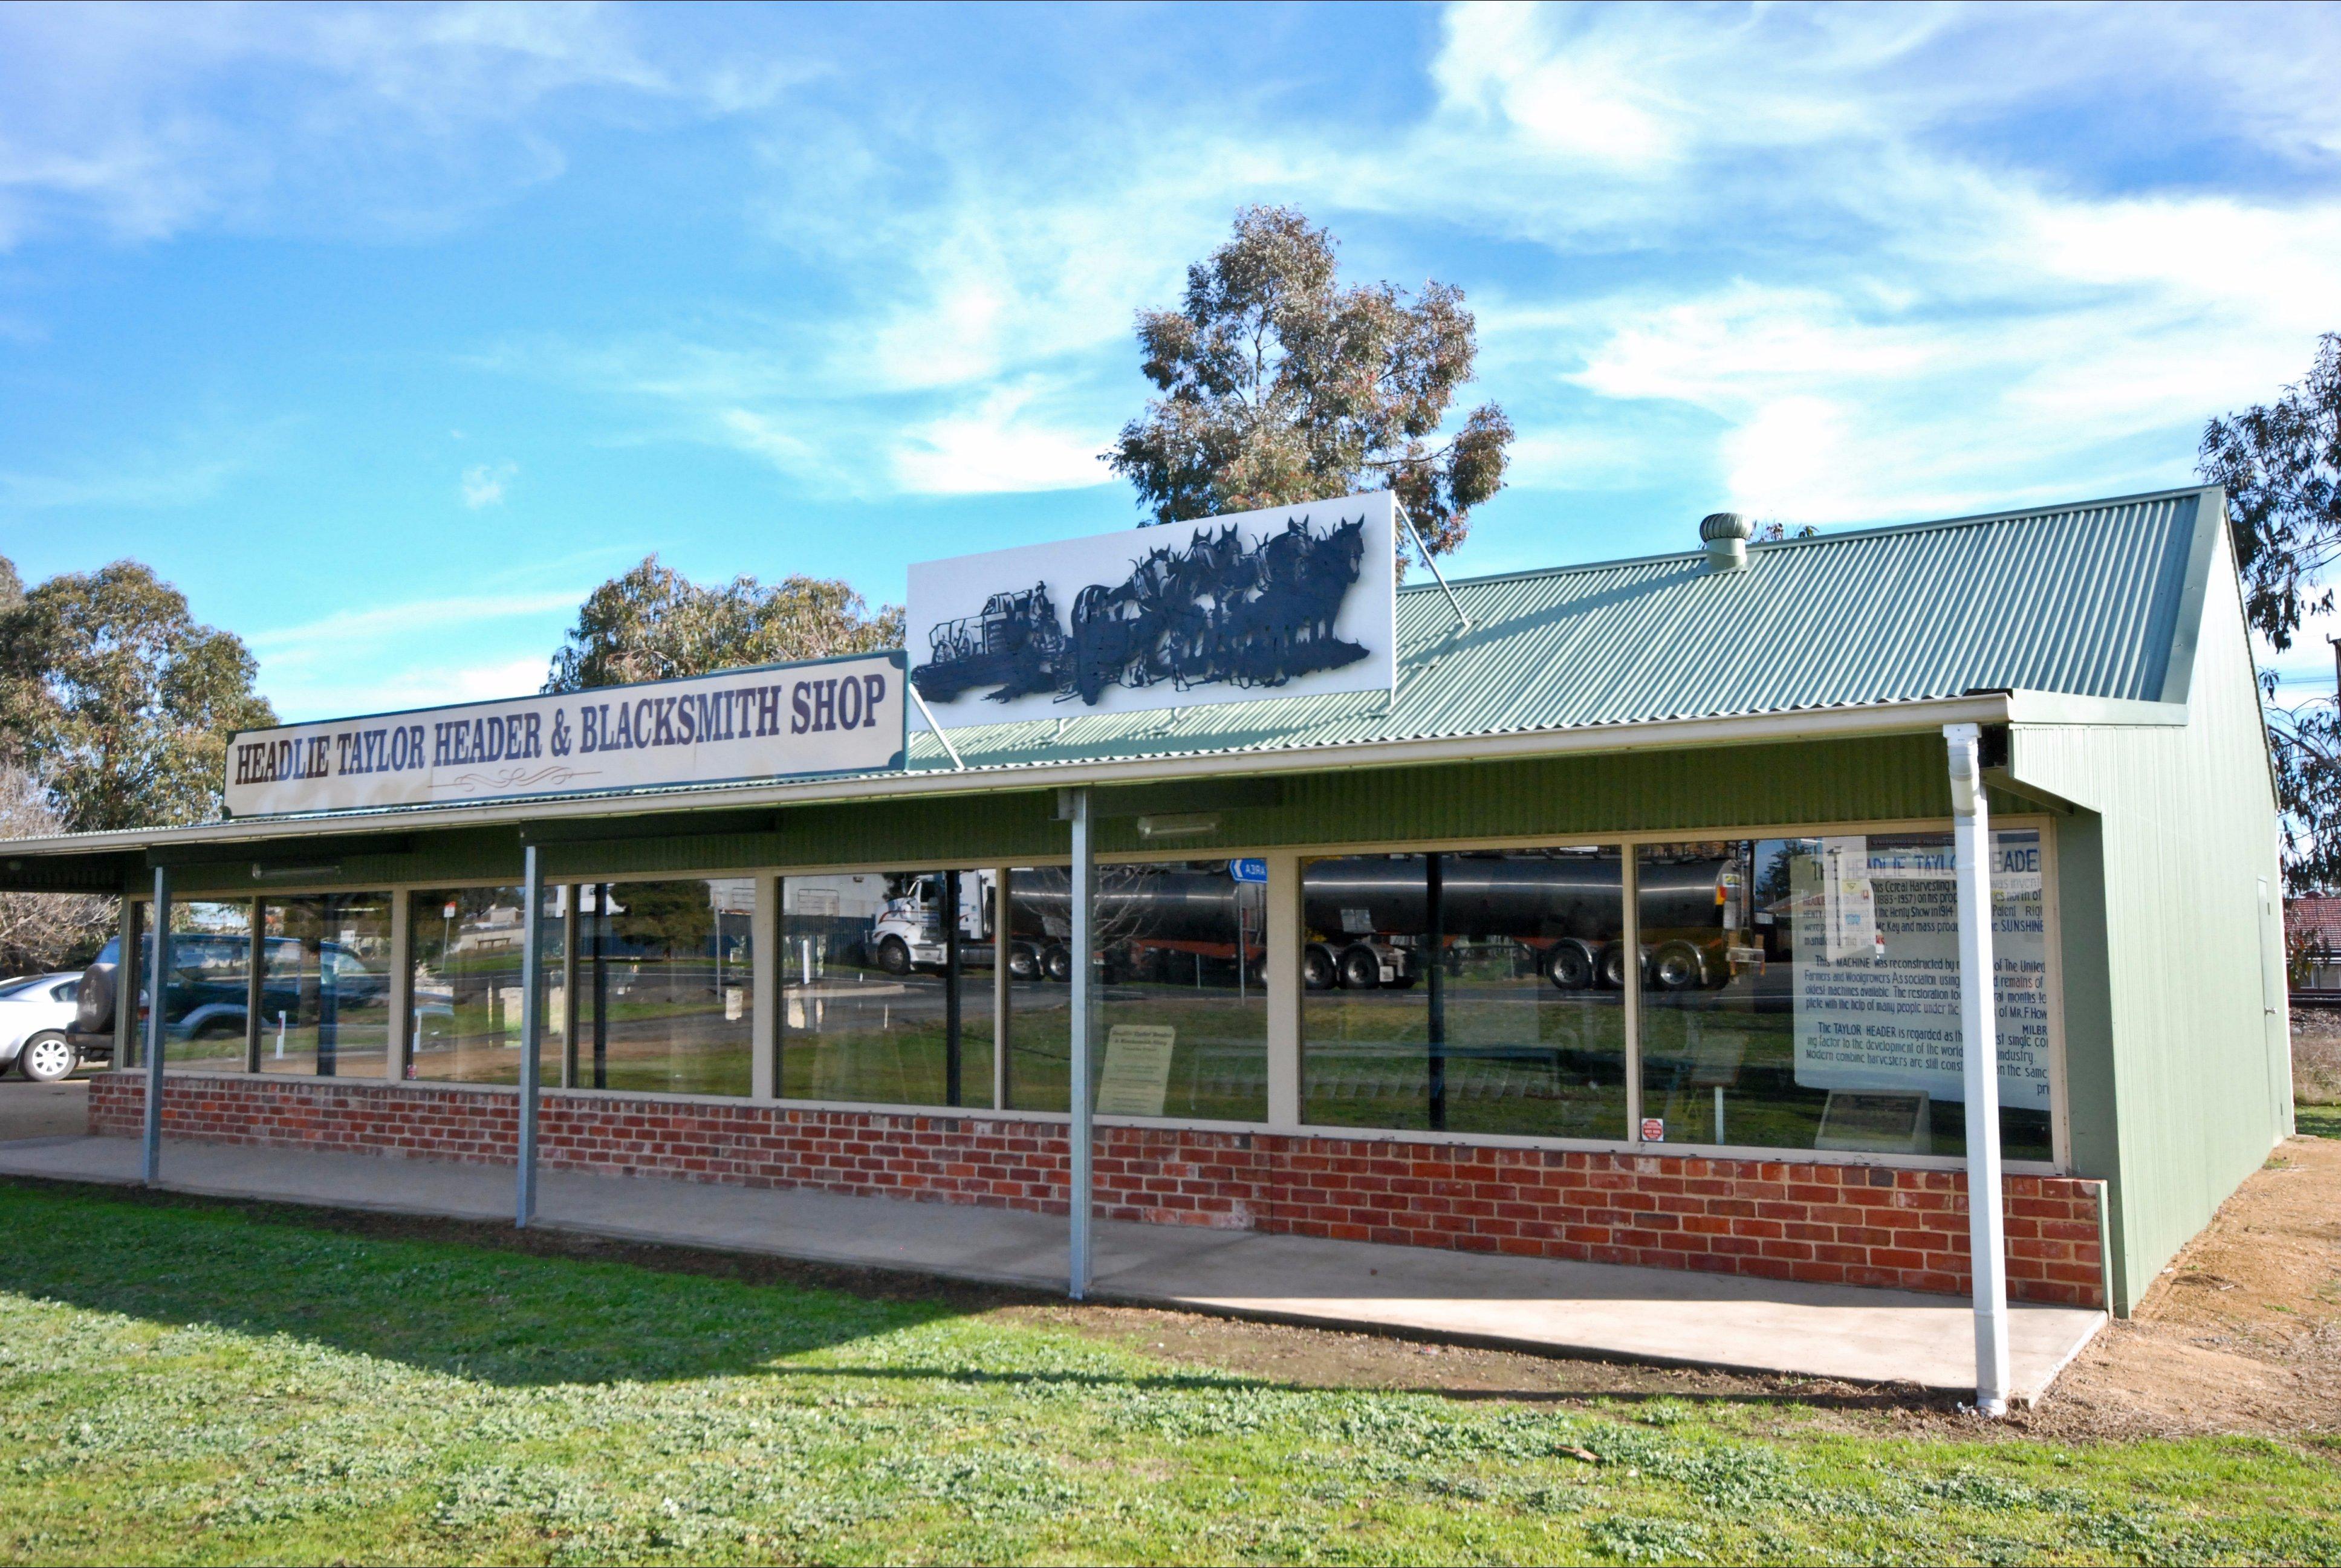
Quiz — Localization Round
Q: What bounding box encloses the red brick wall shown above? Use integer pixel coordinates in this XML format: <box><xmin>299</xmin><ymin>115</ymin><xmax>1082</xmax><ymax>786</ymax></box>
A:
<box><xmin>89</xmin><ymin>1072</ymin><xmax>2105</xmax><ymax>1307</ymax></box>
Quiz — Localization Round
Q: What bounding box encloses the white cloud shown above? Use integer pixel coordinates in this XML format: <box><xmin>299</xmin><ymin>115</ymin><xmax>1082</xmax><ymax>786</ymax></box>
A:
<box><xmin>892</xmin><ymin>384</ymin><xmax>1112</xmax><ymax>496</ymax></box>
<box><xmin>51</xmin><ymin>0</ymin><xmax>2331</xmax><ymax>546</ymax></box>
<box><xmin>247</xmin><ymin>588</ymin><xmax>582</xmax><ymax>656</ymax></box>
<box><xmin>459</xmin><ymin>459</ymin><xmax>516</xmax><ymax>508</ymax></box>
<box><xmin>266</xmin><ymin>655</ymin><xmax>553</xmax><ymax>724</ymax></box>
<box><xmin>1388</xmin><ymin>5</ymin><xmax>2341</xmax><ymax>528</ymax></box>
<box><xmin>367</xmin><ymin>654</ymin><xmax>553</xmax><ymax>708</ymax></box>
<box><xmin>0</xmin><ymin>418</ymin><xmax>284</xmax><ymax>512</ymax></box>
<box><xmin>0</xmin><ymin>2</ymin><xmax>817</xmax><ymax>249</ymax></box>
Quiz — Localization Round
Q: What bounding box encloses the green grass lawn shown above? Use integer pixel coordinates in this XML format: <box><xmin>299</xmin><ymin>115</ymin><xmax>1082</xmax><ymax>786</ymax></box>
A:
<box><xmin>2300</xmin><ymin>1103</ymin><xmax>2341</xmax><ymax>1139</ymax></box>
<box><xmin>0</xmin><ymin>1182</ymin><xmax>2333</xmax><ymax>1566</ymax></box>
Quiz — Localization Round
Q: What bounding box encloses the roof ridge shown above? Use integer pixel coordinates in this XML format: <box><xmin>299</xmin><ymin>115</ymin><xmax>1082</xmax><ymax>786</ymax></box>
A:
<box><xmin>1410</xmin><ymin>483</ymin><xmax>2215</xmax><ymax>595</ymax></box>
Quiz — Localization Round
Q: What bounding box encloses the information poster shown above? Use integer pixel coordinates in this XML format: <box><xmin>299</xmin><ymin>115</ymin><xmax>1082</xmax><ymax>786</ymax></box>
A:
<box><xmin>1791</xmin><ymin>831</ymin><xmax>2050</xmax><ymax>1109</ymax></box>
<box><xmin>1095</xmin><ymin>1025</ymin><xmax>1179</xmax><ymax>1116</ymax></box>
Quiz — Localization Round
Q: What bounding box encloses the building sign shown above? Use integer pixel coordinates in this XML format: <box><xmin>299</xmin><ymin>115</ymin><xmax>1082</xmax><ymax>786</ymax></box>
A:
<box><xmin>906</xmin><ymin>491</ymin><xmax>1398</xmax><ymax>729</ymax></box>
<box><xmin>225</xmin><ymin>650</ymin><xmax>906</xmax><ymax>817</ymax></box>
<box><xmin>1095</xmin><ymin>1024</ymin><xmax>1179</xmax><ymax>1117</ymax></box>
<box><xmin>1790</xmin><ymin>831</ymin><xmax>2051</xmax><ymax>1109</ymax></box>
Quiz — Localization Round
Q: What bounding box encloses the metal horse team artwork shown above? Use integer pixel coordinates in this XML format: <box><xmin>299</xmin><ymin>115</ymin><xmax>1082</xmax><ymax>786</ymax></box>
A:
<box><xmin>912</xmin><ymin>514</ymin><xmax>1372</xmax><ymax>708</ymax></box>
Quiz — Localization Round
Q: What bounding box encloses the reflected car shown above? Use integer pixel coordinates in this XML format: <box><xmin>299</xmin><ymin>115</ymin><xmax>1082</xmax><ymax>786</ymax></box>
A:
<box><xmin>1</xmin><ymin>972</ymin><xmax>86</xmax><ymax>1081</ymax></box>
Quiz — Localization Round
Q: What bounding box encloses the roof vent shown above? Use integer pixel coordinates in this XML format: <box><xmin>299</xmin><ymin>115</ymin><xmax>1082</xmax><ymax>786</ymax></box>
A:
<box><xmin>1700</xmin><ymin>511</ymin><xmax>1750</xmax><ymax>572</ymax></box>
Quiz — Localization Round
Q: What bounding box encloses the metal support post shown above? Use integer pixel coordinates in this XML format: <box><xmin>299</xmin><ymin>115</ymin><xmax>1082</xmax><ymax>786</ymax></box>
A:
<box><xmin>1398</xmin><ymin>504</ymin><xmax>1472</xmax><ymax>632</ymax></box>
<box><xmin>909</xmin><ymin>682</ymin><xmax>966</xmax><ymax>769</ymax></box>
<box><xmin>516</xmin><ymin>844</ymin><xmax>545</xmax><ymax>1228</ymax></box>
<box><xmin>1064</xmin><ymin>790</ymin><xmax>1096</xmax><ymax>1298</ymax></box>
<box><xmin>1946</xmin><ymin>721</ymin><xmax>2010</xmax><ymax>1416</ymax></box>
<box><xmin>142</xmin><ymin>866</ymin><xmax>170</xmax><ymax>1185</ymax></box>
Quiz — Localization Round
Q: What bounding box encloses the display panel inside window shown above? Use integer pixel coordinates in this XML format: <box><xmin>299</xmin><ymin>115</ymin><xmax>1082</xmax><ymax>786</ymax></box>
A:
<box><xmin>1300</xmin><ymin>847</ymin><xmax>1629</xmax><ymax>1138</ymax></box>
<box><xmin>778</xmin><ymin>869</ymin><xmax>993</xmax><ymax>1107</ymax></box>
<box><xmin>1637</xmin><ymin>831</ymin><xmax>2052</xmax><ymax>1161</ymax></box>
<box><xmin>1002</xmin><ymin>863</ymin><xmax>1267</xmax><ymax>1122</ymax></box>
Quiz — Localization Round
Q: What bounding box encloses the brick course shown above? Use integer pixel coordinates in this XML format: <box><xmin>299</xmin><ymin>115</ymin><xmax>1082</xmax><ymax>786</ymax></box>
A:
<box><xmin>89</xmin><ymin>1072</ymin><xmax>2105</xmax><ymax>1307</ymax></box>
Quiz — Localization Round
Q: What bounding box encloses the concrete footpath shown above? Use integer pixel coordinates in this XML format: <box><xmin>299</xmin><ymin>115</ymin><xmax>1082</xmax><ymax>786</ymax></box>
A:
<box><xmin>0</xmin><ymin>1131</ymin><xmax>2105</xmax><ymax>1401</ymax></box>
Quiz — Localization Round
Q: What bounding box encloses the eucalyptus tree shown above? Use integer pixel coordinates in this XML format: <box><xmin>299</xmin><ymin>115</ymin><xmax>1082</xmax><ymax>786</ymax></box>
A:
<box><xmin>2201</xmin><ymin>332</ymin><xmax>2341</xmax><ymax>890</ymax></box>
<box><xmin>0</xmin><ymin>559</ymin><xmax>274</xmax><ymax>832</ymax></box>
<box><xmin>544</xmin><ymin>556</ymin><xmax>903</xmax><ymax>693</ymax></box>
<box><xmin>1108</xmin><ymin>205</ymin><xmax>1512</xmax><ymax>565</ymax></box>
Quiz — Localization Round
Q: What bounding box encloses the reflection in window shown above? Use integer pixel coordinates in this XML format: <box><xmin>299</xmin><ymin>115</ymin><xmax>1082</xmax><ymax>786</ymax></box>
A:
<box><xmin>407</xmin><ymin>886</ymin><xmax>563</xmax><ymax>1086</ymax></box>
<box><xmin>999</xmin><ymin>863</ymin><xmax>1266</xmax><ymax>1121</ymax></box>
<box><xmin>564</xmin><ymin>879</ymin><xmax>755</xmax><ymax>1097</ymax></box>
<box><xmin>777</xmin><ymin>869</ymin><xmax>993</xmax><ymax>1106</ymax></box>
<box><xmin>1636</xmin><ymin>832</ymin><xmax>2051</xmax><ymax>1161</ymax></box>
<box><xmin>254</xmin><ymin>893</ymin><xmax>394</xmax><ymax>1078</ymax></box>
<box><xmin>1300</xmin><ymin>849</ymin><xmax>1629</xmax><ymax>1138</ymax></box>
<box><xmin>145</xmin><ymin>901</ymin><xmax>255</xmax><ymax>1072</ymax></box>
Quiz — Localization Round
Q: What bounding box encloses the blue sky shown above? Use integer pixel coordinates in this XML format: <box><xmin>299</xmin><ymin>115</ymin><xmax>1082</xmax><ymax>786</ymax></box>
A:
<box><xmin>2</xmin><ymin>1</ymin><xmax>2339</xmax><ymax>721</ymax></box>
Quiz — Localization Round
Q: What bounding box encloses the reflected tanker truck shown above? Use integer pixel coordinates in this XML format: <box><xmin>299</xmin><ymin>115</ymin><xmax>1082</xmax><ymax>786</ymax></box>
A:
<box><xmin>868</xmin><ymin>854</ymin><xmax>1749</xmax><ymax>994</ymax></box>
<box><xmin>1293</xmin><ymin>852</ymin><xmax>1742</xmax><ymax>993</ymax></box>
<box><xmin>865</xmin><ymin>866</ymin><xmax>1264</xmax><ymax>983</ymax></box>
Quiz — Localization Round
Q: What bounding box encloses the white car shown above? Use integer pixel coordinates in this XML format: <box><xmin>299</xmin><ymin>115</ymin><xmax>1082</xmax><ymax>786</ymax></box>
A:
<box><xmin>0</xmin><ymin>972</ymin><xmax>84</xmax><ymax>1082</ymax></box>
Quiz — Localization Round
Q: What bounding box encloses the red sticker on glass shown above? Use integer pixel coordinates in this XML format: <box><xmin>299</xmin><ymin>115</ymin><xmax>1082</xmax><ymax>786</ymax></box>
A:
<box><xmin>1640</xmin><ymin>1118</ymin><xmax>1665</xmax><ymax>1142</ymax></box>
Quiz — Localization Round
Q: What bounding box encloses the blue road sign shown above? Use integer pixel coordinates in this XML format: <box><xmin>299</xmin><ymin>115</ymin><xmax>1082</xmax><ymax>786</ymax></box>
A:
<box><xmin>1230</xmin><ymin>858</ymin><xmax>1268</xmax><ymax>884</ymax></box>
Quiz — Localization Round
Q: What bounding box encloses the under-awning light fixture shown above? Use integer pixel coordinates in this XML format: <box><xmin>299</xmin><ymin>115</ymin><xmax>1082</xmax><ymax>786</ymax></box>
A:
<box><xmin>251</xmin><ymin>863</ymin><xmax>344</xmax><ymax>882</ymax></box>
<box><xmin>1136</xmin><ymin>813</ymin><xmax>1219</xmax><ymax>840</ymax></box>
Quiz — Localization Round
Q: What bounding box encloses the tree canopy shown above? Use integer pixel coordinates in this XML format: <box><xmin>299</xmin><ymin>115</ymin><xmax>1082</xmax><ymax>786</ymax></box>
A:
<box><xmin>0</xmin><ymin>762</ymin><xmax>111</xmax><ymax>969</ymax></box>
<box><xmin>1106</xmin><ymin>205</ymin><xmax>1512</xmax><ymax>565</ymax></box>
<box><xmin>544</xmin><ymin>557</ymin><xmax>904</xmax><ymax>693</ymax></box>
<box><xmin>2202</xmin><ymin>332</ymin><xmax>2341</xmax><ymax>653</ymax></box>
<box><xmin>2200</xmin><ymin>332</ymin><xmax>2341</xmax><ymax>890</ymax></box>
<box><xmin>0</xmin><ymin>559</ymin><xmax>276</xmax><ymax>833</ymax></box>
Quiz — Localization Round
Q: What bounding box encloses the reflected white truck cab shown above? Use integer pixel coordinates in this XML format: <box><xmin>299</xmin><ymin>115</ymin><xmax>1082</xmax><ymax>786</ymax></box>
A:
<box><xmin>868</xmin><ymin>871</ymin><xmax>997</xmax><ymax>976</ymax></box>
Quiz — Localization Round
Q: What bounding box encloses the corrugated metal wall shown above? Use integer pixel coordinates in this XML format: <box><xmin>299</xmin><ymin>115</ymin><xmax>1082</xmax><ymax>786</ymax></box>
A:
<box><xmin>2011</xmin><ymin>523</ymin><xmax>2286</xmax><ymax>1314</ymax></box>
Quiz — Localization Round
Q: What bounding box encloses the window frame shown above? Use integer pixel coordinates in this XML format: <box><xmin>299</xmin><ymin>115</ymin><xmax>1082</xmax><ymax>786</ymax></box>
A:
<box><xmin>123</xmin><ymin>809</ymin><xmax>2067</xmax><ymax>1174</ymax></box>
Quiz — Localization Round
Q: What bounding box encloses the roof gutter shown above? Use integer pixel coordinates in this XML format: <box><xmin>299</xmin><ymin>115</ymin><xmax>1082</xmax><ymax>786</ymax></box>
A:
<box><xmin>0</xmin><ymin>693</ymin><xmax>2039</xmax><ymax>861</ymax></box>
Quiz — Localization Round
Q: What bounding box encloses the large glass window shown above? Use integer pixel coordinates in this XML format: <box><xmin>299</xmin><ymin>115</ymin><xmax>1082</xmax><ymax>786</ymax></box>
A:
<box><xmin>778</xmin><ymin>869</ymin><xmax>993</xmax><ymax>1106</ymax></box>
<box><xmin>149</xmin><ymin>901</ymin><xmax>256</xmax><ymax>1072</ymax></box>
<box><xmin>1301</xmin><ymin>848</ymin><xmax>1629</xmax><ymax>1137</ymax></box>
<box><xmin>1636</xmin><ymin>831</ymin><xmax>2051</xmax><ymax>1161</ymax></box>
<box><xmin>999</xmin><ymin>862</ymin><xmax>1267</xmax><ymax>1121</ymax></box>
<box><xmin>406</xmin><ymin>886</ymin><xmax>565</xmax><ymax>1086</ymax></box>
<box><xmin>255</xmin><ymin>893</ymin><xmax>394</xmax><ymax>1078</ymax></box>
<box><xmin>565</xmin><ymin>878</ymin><xmax>755</xmax><ymax>1097</ymax></box>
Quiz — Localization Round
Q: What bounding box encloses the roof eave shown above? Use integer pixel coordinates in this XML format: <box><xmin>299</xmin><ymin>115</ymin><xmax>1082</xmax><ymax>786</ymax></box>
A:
<box><xmin>0</xmin><ymin>692</ymin><xmax>2026</xmax><ymax>861</ymax></box>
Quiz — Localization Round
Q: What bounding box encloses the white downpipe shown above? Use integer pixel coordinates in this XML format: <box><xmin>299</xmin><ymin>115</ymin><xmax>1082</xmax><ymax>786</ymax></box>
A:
<box><xmin>1946</xmin><ymin>721</ymin><xmax>2010</xmax><ymax>1416</ymax></box>
<box><xmin>1067</xmin><ymin>788</ymin><xmax>1095</xmax><ymax>1299</ymax></box>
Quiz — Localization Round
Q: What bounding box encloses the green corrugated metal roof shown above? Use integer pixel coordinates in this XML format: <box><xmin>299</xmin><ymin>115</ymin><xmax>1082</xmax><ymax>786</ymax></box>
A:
<box><xmin>0</xmin><ymin>485</ymin><xmax>2228</xmax><ymax>861</ymax></box>
<box><xmin>904</xmin><ymin>485</ymin><xmax>2219</xmax><ymax>774</ymax></box>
